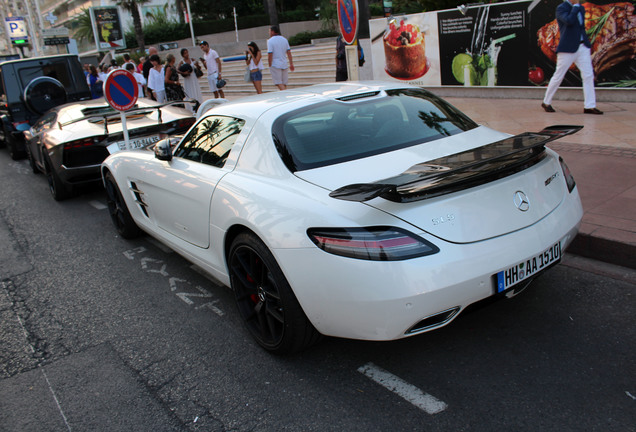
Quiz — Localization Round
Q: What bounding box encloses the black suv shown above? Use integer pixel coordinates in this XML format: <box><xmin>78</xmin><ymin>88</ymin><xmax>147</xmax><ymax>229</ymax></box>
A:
<box><xmin>0</xmin><ymin>55</ymin><xmax>91</xmax><ymax>159</ymax></box>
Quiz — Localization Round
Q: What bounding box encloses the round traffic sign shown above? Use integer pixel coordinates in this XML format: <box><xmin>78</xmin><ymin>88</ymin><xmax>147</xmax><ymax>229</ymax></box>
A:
<box><xmin>337</xmin><ymin>0</ymin><xmax>359</xmax><ymax>45</ymax></box>
<box><xmin>104</xmin><ymin>69</ymin><xmax>138</xmax><ymax>111</ymax></box>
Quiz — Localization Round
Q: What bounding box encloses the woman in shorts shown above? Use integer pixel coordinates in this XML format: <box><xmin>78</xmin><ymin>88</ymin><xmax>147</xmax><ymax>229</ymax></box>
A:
<box><xmin>245</xmin><ymin>41</ymin><xmax>264</xmax><ymax>94</ymax></box>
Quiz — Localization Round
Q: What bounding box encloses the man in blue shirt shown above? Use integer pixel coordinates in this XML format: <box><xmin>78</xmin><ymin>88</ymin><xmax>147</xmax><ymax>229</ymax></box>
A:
<box><xmin>542</xmin><ymin>0</ymin><xmax>603</xmax><ymax>115</ymax></box>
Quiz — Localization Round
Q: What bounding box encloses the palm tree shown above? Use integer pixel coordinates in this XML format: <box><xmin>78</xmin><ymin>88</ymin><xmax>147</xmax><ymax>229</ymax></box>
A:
<box><xmin>71</xmin><ymin>8</ymin><xmax>95</xmax><ymax>44</ymax></box>
<box><xmin>117</xmin><ymin>0</ymin><xmax>150</xmax><ymax>53</ymax></box>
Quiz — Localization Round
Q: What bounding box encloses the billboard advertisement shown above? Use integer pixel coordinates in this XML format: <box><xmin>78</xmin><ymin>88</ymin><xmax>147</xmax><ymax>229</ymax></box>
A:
<box><xmin>91</xmin><ymin>7</ymin><xmax>126</xmax><ymax>51</ymax></box>
<box><xmin>370</xmin><ymin>0</ymin><xmax>636</xmax><ymax>88</ymax></box>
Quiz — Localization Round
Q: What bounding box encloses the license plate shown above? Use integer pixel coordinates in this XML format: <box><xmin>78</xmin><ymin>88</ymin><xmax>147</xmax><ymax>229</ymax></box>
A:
<box><xmin>496</xmin><ymin>241</ymin><xmax>561</xmax><ymax>292</ymax></box>
<box><xmin>107</xmin><ymin>135</ymin><xmax>160</xmax><ymax>154</ymax></box>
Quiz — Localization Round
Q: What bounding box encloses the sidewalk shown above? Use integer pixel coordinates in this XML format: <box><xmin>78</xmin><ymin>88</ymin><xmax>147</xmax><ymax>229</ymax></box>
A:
<box><xmin>445</xmin><ymin>97</ymin><xmax>636</xmax><ymax>269</ymax></box>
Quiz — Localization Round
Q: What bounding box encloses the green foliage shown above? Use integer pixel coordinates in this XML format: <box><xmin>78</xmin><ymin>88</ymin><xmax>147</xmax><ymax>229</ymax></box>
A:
<box><xmin>71</xmin><ymin>8</ymin><xmax>94</xmax><ymax>43</ymax></box>
<box><xmin>318</xmin><ymin>0</ymin><xmax>337</xmax><ymax>31</ymax></box>
<box><xmin>125</xmin><ymin>20</ymin><xmax>189</xmax><ymax>49</ymax></box>
<box><xmin>145</xmin><ymin>3</ymin><xmax>171</xmax><ymax>25</ymax></box>
<box><xmin>288</xmin><ymin>29</ymin><xmax>338</xmax><ymax>46</ymax></box>
<box><xmin>369</xmin><ymin>2</ymin><xmax>385</xmax><ymax>17</ymax></box>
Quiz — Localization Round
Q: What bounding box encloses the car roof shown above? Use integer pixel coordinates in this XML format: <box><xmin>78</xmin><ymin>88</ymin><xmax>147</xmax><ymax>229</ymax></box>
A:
<box><xmin>209</xmin><ymin>81</ymin><xmax>419</xmax><ymax>121</ymax></box>
<box><xmin>0</xmin><ymin>54</ymin><xmax>81</xmax><ymax>68</ymax></box>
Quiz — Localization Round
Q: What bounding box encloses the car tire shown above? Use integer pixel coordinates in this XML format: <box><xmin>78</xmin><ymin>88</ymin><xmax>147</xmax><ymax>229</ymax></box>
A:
<box><xmin>26</xmin><ymin>145</ymin><xmax>40</xmax><ymax>174</ymax></box>
<box><xmin>229</xmin><ymin>232</ymin><xmax>322</xmax><ymax>354</ymax></box>
<box><xmin>6</xmin><ymin>132</ymin><xmax>27</xmax><ymax>160</ymax></box>
<box><xmin>23</xmin><ymin>77</ymin><xmax>67</xmax><ymax>115</ymax></box>
<box><xmin>104</xmin><ymin>172</ymin><xmax>141</xmax><ymax>239</ymax></box>
<box><xmin>43</xmin><ymin>154</ymin><xmax>72</xmax><ymax>201</ymax></box>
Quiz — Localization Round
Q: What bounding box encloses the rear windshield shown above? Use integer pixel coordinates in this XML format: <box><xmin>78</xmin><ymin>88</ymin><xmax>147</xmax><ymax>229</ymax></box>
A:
<box><xmin>18</xmin><ymin>61</ymin><xmax>74</xmax><ymax>89</ymax></box>
<box><xmin>272</xmin><ymin>88</ymin><xmax>478</xmax><ymax>172</ymax></box>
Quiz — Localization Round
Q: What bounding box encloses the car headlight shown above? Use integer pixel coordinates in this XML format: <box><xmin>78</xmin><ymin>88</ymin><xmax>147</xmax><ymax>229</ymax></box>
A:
<box><xmin>307</xmin><ymin>227</ymin><xmax>439</xmax><ymax>261</ymax></box>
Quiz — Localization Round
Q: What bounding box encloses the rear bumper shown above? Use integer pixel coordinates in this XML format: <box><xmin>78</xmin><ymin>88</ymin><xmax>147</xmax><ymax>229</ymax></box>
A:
<box><xmin>273</xmin><ymin>187</ymin><xmax>583</xmax><ymax>341</ymax></box>
<box><xmin>59</xmin><ymin>163</ymin><xmax>102</xmax><ymax>185</ymax></box>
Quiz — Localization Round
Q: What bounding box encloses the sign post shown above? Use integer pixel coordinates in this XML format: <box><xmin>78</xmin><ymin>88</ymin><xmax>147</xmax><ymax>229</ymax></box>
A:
<box><xmin>104</xmin><ymin>69</ymin><xmax>139</xmax><ymax>150</ymax></box>
<box><xmin>337</xmin><ymin>0</ymin><xmax>360</xmax><ymax>80</ymax></box>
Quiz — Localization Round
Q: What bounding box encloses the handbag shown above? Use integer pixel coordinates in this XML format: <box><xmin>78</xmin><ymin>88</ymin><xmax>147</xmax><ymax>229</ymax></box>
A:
<box><xmin>194</xmin><ymin>66</ymin><xmax>203</xmax><ymax>78</ymax></box>
<box><xmin>216</xmin><ymin>78</ymin><xmax>226</xmax><ymax>89</ymax></box>
<box><xmin>244</xmin><ymin>67</ymin><xmax>252</xmax><ymax>82</ymax></box>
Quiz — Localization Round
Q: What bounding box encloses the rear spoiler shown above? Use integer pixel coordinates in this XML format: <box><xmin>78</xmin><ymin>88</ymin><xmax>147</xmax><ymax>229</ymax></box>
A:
<box><xmin>58</xmin><ymin>100</ymin><xmax>198</xmax><ymax>133</ymax></box>
<box><xmin>329</xmin><ymin>125</ymin><xmax>582</xmax><ymax>203</ymax></box>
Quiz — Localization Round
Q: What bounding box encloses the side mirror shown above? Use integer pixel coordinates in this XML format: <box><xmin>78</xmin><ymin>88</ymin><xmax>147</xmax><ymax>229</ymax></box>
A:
<box><xmin>154</xmin><ymin>138</ymin><xmax>173</xmax><ymax>161</ymax></box>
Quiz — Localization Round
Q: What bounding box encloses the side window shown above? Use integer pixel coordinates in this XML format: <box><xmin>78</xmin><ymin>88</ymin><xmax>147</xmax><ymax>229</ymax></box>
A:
<box><xmin>32</xmin><ymin>112</ymin><xmax>57</xmax><ymax>133</ymax></box>
<box><xmin>174</xmin><ymin>115</ymin><xmax>245</xmax><ymax>168</ymax></box>
<box><xmin>18</xmin><ymin>61</ymin><xmax>73</xmax><ymax>88</ymax></box>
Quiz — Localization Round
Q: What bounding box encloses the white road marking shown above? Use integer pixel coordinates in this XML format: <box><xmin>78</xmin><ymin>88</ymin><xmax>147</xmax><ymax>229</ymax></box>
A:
<box><xmin>89</xmin><ymin>200</ymin><xmax>107</xmax><ymax>210</ymax></box>
<box><xmin>169</xmin><ymin>277</ymin><xmax>187</xmax><ymax>292</ymax></box>
<box><xmin>195</xmin><ymin>300</ymin><xmax>225</xmax><ymax>316</ymax></box>
<box><xmin>626</xmin><ymin>391</ymin><xmax>636</xmax><ymax>401</ymax></box>
<box><xmin>123</xmin><ymin>247</ymin><xmax>146</xmax><ymax>260</ymax></box>
<box><xmin>4</xmin><ymin>281</ymin><xmax>72</xmax><ymax>432</ymax></box>
<box><xmin>140</xmin><ymin>257</ymin><xmax>169</xmax><ymax>276</ymax></box>
<box><xmin>357</xmin><ymin>362</ymin><xmax>448</xmax><ymax>415</ymax></box>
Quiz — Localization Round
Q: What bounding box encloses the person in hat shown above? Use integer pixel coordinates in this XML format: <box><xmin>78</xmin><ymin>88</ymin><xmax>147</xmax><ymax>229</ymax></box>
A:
<box><xmin>199</xmin><ymin>40</ymin><xmax>224</xmax><ymax>99</ymax></box>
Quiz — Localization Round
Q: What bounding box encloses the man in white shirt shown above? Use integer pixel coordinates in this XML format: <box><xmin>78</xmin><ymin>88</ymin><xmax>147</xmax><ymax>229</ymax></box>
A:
<box><xmin>125</xmin><ymin>63</ymin><xmax>146</xmax><ymax>98</ymax></box>
<box><xmin>267</xmin><ymin>26</ymin><xmax>294</xmax><ymax>90</ymax></box>
<box><xmin>199</xmin><ymin>40</ymin><xmax>224</xmax><ymax>99</ymax></box>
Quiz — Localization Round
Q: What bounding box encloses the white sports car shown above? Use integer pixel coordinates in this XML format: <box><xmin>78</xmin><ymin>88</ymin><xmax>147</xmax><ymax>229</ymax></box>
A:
<box><xmin>102</xmin><ymin>82</ymin><xmax>583</xmax><ymax>354</ymax></box>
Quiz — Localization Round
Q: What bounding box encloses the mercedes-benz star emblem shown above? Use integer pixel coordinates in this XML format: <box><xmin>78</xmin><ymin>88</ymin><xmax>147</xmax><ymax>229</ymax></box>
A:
<box><xmin>514</xmin><ymin>191</ymin><xmax>530</xmax><ymax>212</ymax></box>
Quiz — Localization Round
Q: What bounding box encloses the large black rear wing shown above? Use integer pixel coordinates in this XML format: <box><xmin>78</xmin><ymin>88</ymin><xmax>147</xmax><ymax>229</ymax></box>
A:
<box><xmin>329</xmin><ymin>125</ymin><xmax>582</xmax><ymax>203</ymax></box>
<box><xmin>58</xmin><ymin>100</ymin><xmax>197</xmax><ymax>134</ymax></box>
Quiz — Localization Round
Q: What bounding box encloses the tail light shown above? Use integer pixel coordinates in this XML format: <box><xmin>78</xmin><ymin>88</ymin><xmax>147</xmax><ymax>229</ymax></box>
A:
<box><xmin>175</xmin><ymin>118</ymin><xmax>195</xmax><ymax>130</ymax></box>
<box><xmin>63</xmin><ymin>135</ymin><xmax>106</xmax><ymax>151</ymax></box>
<box><xmin>559</xmin><ymin>156</ymin><xmax>576</xmax><ymax>192</ymax></box>
<box><xmin>307</xmin><ymin>227</ymin><xmax>439</xmax><ymax>261</ymax></box>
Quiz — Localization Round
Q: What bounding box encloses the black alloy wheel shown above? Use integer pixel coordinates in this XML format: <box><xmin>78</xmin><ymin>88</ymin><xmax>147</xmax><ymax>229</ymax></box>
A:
<box><xmin>104</xmin><ymin>172</ymin><xmax>141</xmax><ymax>239</ymax></box>
<box><xmin>6</xmin><ymin>132</ymin><xmax>27</xmax><ymax>160</ymax></box>
<box><xmin>229</xmin><ymin>233</ymin><xmax>321</xmax><ymax>354</ymax></box>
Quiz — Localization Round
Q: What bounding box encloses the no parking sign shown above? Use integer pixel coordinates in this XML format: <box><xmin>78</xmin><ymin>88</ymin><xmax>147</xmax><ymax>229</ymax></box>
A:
<box><xmin>337</xmin><ymin>0</ymin><xmax>359</xmax><ymax>45</ymax></box>
<box><xmin>104</xmin><ymin>69</ymin><xmax>138</xmax><ymax>111</ymax></box>
<box><xmin>104</xmin><ymin>69</ymin><xmax>139</xmax><ymax>150</ymax></box>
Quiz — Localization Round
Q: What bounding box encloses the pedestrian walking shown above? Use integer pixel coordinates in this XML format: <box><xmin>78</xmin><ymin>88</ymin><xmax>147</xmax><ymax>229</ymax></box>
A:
<box><xmin>267</xmin><ymin>26</ymin><xmax>294</xmax><ymax>90</ymax></box>
<box><xmin>199</xmin><ymin>40</ymin><xmax>224</xmax><ymax>99</ymax></box>
<box><xmin>245</xmin><ymin>41</ymin><xmax>264</xmax><ymax>94</ymax></box>
<box><xmin>541</xmin><ymin>0</ymin><xmax>602</xmax><ymax>114</ymax></box>
<box><xmin>148</xmin><ymin>54</ymin><xmax>166</xmax><ymax>103</ymax></box>
<box><xmin>125</xmin><ymin>62</ymin><xmax>146</xmax><ymax>98</ymax></box>
<box><xmin>178</xmin><ymin>48</ymin><xmax>203</xmax><ymax>107</ymax></box>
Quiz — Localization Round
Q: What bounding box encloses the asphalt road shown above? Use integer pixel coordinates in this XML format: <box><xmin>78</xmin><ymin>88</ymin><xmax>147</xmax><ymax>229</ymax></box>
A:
<box><xmin>0</xmin><ymin>151</ymin><xmax>634</xmax><ymax>431</ymax></box>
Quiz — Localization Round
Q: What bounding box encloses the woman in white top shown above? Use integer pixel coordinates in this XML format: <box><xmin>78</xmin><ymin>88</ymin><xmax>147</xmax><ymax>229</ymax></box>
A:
<box><xmin>178</xmin><ymin>48</ymin><xmax>203</xmax><ymax>109</ymax></box>
<box><xmin>148</xmin><ymin>54</ymin><xmax>166</xmax><ymax>103</ymax></box>
<box><xmin>245</xmin><ymin>41</ymin><xmax>264</xmax><ymax>94</ymax></box>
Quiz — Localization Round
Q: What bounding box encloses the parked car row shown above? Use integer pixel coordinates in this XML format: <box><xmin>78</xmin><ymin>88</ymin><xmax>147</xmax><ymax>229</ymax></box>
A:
<box><xmin>0</xmin><ymin>61</ymin><xmax>586</xmax><ymax>353</ymax></box>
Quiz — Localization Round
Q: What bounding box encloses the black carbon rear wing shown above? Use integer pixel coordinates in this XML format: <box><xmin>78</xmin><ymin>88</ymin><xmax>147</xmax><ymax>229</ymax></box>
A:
<box><xmin>329</xmin><ymin>125</ymin><xmax>582</xmax><ymax>203</ymax></box>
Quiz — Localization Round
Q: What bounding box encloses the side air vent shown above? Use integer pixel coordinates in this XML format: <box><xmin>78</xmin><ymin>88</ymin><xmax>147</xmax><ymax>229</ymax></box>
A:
<box><xmin>337</xmin><ymin>91</ymin><xmax>380</xmax><ymax>102</ymax></box>
<box><xmin>129</xmin><ymin>181</ymin><xmax>149</xmax><ymax>218</ymax></box>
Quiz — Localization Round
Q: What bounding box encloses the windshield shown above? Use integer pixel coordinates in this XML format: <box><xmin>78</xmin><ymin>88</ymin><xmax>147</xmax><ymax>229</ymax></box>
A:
<box><xmin>272</xmin><ymin>88</ymin><xmax>478</xmax><ymax>172</ymax></box>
